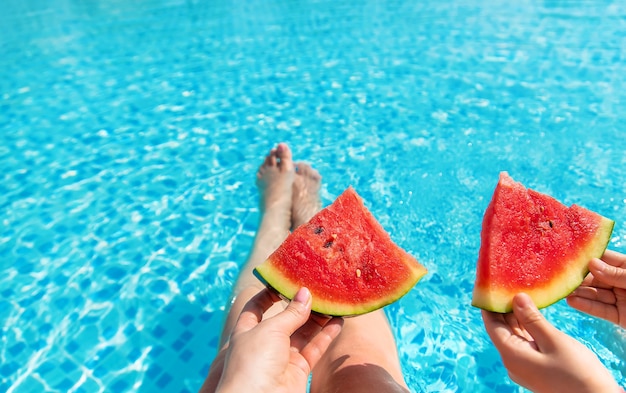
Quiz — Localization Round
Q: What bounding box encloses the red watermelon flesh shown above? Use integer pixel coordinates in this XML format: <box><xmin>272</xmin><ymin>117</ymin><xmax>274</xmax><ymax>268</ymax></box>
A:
<box><xmin>254</xmin><ymin>187</ymin><xmax>428</xmax><ymax>316</ymax></box>
<box><xmin>472</xmin><ymin>172</ymin><xmax>614</xmax><ymax>313</ymax></box>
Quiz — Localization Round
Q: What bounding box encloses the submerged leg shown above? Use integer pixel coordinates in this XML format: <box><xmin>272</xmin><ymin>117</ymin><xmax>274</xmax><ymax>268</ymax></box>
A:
<box><xmin>200</xmin><ymin>143</ymin><xmax>295</xmax><ymax>393</ymax></box>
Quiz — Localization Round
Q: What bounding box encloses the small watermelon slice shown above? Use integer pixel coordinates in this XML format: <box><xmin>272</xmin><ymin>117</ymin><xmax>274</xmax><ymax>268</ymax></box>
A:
<box><xmin>472</xmin><ymin>172</ymin><xmax>614</xmax><ymax>313</ymax></box>
<box><xmin>254</xmin><ymin>187</ymin><xmax>427</xmax><ymax>316</ymax></box>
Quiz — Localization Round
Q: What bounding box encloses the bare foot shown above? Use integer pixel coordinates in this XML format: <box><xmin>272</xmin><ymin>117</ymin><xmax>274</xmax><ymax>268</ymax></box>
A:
<box><xmin>256</xmin><ymin>143</ymin><xmax>295</xmax><ymax>230</ymax></box>
<box><xmin>291</xmin><ymin>162</ymin><xmax>322</xmax><ymax>229</ymax></box>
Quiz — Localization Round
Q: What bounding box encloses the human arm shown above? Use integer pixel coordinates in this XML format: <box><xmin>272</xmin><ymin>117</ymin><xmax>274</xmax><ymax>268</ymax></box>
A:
<box><xmin>567</xmin><ymin>250</ymin><xmax>626</xmax><ymax>328</ymax></box>
<box><xmin>482</xmin><ymin>293</ymin><xmax>621</xmax><ymax>393</ymax></box>
<box><xmin>214</xmin><ymin>287</ymin><xmax>344</xmax><ymax>393</ymax></box>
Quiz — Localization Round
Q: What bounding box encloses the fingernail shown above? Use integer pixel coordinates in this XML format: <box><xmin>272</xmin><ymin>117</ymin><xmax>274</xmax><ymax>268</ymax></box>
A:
<box><xmin>293</xmin><ymin>287</ymin><xmax>311</xmax><ymax>305</ymax></box>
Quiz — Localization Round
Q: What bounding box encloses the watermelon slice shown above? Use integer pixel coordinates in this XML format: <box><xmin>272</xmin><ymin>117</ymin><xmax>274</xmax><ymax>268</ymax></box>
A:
<box><xmin>472</xmin><ymin>172</ymin><xmax>614</xmax><ymax>313</ymax></box>
<box><xmin>254</xmin><ymin>187</ymin><xmax>427</xmax><ymax>316</ymax></box>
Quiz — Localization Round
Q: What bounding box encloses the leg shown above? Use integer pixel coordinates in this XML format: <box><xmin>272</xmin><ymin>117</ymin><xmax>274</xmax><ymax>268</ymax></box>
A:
<box><xmin>310</xmin><ymin>311</ymin><xmax>410</xmax><ymax>393</ymax></box>
<box><xmin>290</xmin><ymin>164</ymin><xmax>409</xmax><ymax>393</ymax></box>
<box><xmin>291</xmin><ymin>162</ymin><xmax>322</xmax><ymax>229</ymax></box>
<box><xmin>200</xmin><ymin>143</ymin><xmax>295</xmax><ymax>393</ymax></box>
<box><xmin>309</xmin><ymin>180</ymin><xmax>408</xmax><ymax>392</ymax></box>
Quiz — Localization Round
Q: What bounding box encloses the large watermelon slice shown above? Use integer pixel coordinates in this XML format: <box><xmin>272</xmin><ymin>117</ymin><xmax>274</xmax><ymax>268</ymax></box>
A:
<box><xmin>472</xmin><ymin>172</ymin><xmax>614</xmax><ymax>313</ymax></box>
<box><xmin>254</xmin><ymin>187</ymin><xmax>427</xmax><ymax>316</ymax></box>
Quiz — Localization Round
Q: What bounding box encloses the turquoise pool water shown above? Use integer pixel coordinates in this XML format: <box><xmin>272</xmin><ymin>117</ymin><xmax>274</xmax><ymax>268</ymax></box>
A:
<box><xmin>2</xmin><ymin>0</ymin><xmax>626</xmax><ymax>391</ymax></box>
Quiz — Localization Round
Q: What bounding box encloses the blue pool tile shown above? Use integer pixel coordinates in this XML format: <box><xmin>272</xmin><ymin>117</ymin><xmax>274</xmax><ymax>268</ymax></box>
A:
<box><xmin>38</xmin><ymin>323</ymin><xmax>53</xmax><ymax>335</ymax></box>
<box><xmin>53</xmin><ymin>273</ymin><xmax>69</xmax><ymax>286</ymax></box>
<box><xmin>105</xmin><ymin>266</ymin><xmax>127</xmax><ymax>280</ymax></box>
<box><xmin>179</xmin><ymin>349</ymin><xmax>193</xmax><ymax>363</ymax></box>
<box><xmin>154</xmin><ymin>266</ymin><xmax>170</xmax><ymax>277</ymax></box>
<box><xmin>163</xmin><ymin>302</ymin><xmax>176</xmax><ymax>313</ymax></box>
<box><xmin>124</xmin><ymin>306</ymin><xmax>137</xmax><ymax>319</ymax></box>
<box><xmin>30</xmin><ymin>339</ymin><xmax>46</xmax><ymax>351</ymax></box>
<box><xmin>156</xmin><ymin>372</ymin><xmax>173</xmax><ymax>388</ymax></box>
<box><xmin>152</xmin><ymin>325</ymin><xmax>167</xmax><ymax>339</ymax></box>
<box><xmin>1</xmin><ymin>288</ymin><xmax>13</xmax><ymax>298</ymax></box>
<box><xmin>151</xmin><ymin>345</ymin><xmax>165</xmax><ymax>357</ymax></box>
<box><xmin>37</xmin><ymin>361</ymin><xmax>55</xmax><ymax>375</ymax></box>
<box><xmin>93</xmin><ymin>364</ymin><xmax>108</xmax><ymax>378</ymax></box>
<box><xmin>60</xmin><ymin>359</ymin><xmax>76</xmax><ymax>373</ymax></box>
<box><xmin>80</xmin><ymin>279</ymin><xmax>91</xmax><ymax>290</ymax></box>
<box><xmin>0</xmin><ymin>361</ymin><xmax>19</xmax><ymax>376</ymax></box>
<box><xmin>110</xmin><ymin>379</ymin><xmax>129</xmax><ymax>392</ymax></box>
<box><xmin>127</xmin><ymin>347</ymin><xmax>142</xmax><ymax>362</ymax></box>
<box><xmin>65</xmin><ymin>340</ymin><xmax>80</xmax><ymax>354</ymax></box>
<box><xmin>103</xmin><ymin>326</ymin><xmax>117</xmax><ymax>340</ymax></box>
<box><xmin>172</xmin><ymin>339</ymin><xmax>185</xmax><ymax>352</ymax></box>
<box><xmin>198</xmin><ymin>363</ymin><xmax>210</xmax><ymax>378</ymax></box>
<box><xmin>123</xmin><ymin>323</ymin><xmax>137</xmax><ymax>336</ymax></box>
<box><xmin>17</xmin><ymin>262</ymin><xmax>35</xmax><ymax>274</ymax></box>
<box><xmin>53</xmin><ymin>377</ymin><xmax>74</xmax><ymax>390</ymax></box>
<box><xmin>146</xmin><ymin>363</ymin><xmax>163</xmax><ymax>380</ymax></box>
<box><xmin>181</xmin><ymin>283</ymin><xmax>194</xmax><ymax>296</ymax></box>
<box><xmin>179</xmin><ymin>314</ymin><xmax>194</xmax><ymax>326</ymax></box>
<box><xmin>54</xmin><ymin>297</ymin><xmax>70</xmax><ymax>309</ymax></box>
<box><xmin>96</xmin><ymin>346</ymin><xmax>114</xmax><ymax>359</ymax></box>
<box><xmin>179</xmin><ymin>330</ymin><xmax>193</xmax><ymax>342</ymax></box>
<box><xmin>8</xmin><ymin>342</ymin><xmax>26</xmax><ymax>357</ymax></box>
<box><xmin>22</xmin><ymin>307</ymin><xmax>36</xmax><ymax>320</ymax></box>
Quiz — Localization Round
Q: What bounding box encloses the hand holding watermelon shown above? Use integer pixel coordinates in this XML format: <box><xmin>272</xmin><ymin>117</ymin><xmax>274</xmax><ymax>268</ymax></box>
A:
<box><xmin>482</xmin><ymin>293</ymin><xmax>622</xmax><ymax>393</ymax></box>
<box><xmin>567</xmin><ymin>250</ymin><xmax>626</xmax><ymax>329</ymax></box>
<box><xmin>215</xmin><ymin>287</ymin><xmax>344</xmax><ymax>393</ymax></box>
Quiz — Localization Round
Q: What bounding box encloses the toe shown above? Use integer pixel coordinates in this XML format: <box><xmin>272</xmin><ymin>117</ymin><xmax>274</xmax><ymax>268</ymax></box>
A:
<box><xmin>276</xmin><ymin>143</ymin><xmax>294</xmax><ymax>170</ymax></box>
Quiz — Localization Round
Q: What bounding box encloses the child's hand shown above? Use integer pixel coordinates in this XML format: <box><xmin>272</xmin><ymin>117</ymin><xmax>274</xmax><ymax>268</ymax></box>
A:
<box><xmin>567</xmin><ymin>250</ymin><xmax>626</xmax><ymax>328</ymax></box>
<box><xmin>216</xmin><ymin>287</ymin><xmax>343</xmax><ymax>393</ymax></box>
<box><xmin>482</xmin><ymin>293</ymin><xmax>620</xmax><ymax>393</ymax></box>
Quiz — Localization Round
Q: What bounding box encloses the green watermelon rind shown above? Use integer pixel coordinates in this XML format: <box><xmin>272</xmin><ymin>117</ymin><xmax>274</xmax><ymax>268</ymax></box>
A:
<box><xmin>472</xmin><ymin>215</ymin><xmax>614</xmax><ymax>313</ymax></box>
<box><xmin>254</xmin><ymin>259</ymin><xmax>426</xmax><ymax>317</ymax></box>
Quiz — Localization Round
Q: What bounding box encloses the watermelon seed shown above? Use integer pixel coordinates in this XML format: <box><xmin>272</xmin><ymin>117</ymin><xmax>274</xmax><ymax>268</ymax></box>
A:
<box><xmin>356</xmin><ymin>269</ymin><xmax>362</xmax><ymax>278</ymax></box>
<box><xmin>314</xmin><ymin>227</ymin><xmax>324</xmax><ymax>234</ymax></box>
<box><xmin>549</xmin><ymin>220</ymin><xmax>554</xmax><ymax>228</ymax></box>
<box><xmin>324</xmin><ymin>241</ymin><xmax>333</xmax><ymax>248</ymax></box>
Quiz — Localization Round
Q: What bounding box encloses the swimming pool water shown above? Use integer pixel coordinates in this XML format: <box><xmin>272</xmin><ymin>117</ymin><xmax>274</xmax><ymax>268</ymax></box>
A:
<box><xmin>2</xmin><ymin>0</ymin><xmax>626</xmax><ymax>391</ymax></box>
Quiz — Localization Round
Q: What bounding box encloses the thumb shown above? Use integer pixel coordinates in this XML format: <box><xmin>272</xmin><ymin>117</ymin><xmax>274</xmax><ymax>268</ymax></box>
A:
<box><xmin>512</xmin><ymin>293</ymin><xmax>559</xmax><ymax>351</ymax></box>
<box><xmin>589</xmin><ymin>258</ymin><xmax>626</xmax><ymax>290</ymax></box>
<box><xmin>269</xmin><ymin>287</ymin><xmax>312</xmax><ymax>335</ymax></box>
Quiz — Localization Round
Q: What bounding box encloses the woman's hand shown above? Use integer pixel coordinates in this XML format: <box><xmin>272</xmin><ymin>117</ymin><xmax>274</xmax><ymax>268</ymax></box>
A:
<box><xmin>216</xmin><ymin>287</ymin><xmax>344</xmax><ymax>393</ymax></box>
<box><xmin>567</xmin><ymin>250</ymin><xmax>626</xmax><ymax>328</ymax></box>
<box><xmin>482</xmin><ymin>293</ymin><xmax>620</xmax><ymax>393</ymax></box>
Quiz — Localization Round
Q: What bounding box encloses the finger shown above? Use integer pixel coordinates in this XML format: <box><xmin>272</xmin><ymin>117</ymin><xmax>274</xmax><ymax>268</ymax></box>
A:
<box><xmin>482</xmin><ymin>309</ymin><xmax>541</xmax><ymax>366</ymax></box>
<box><xmin>589</xmin><ymin>258</ymin><xmax>626</xmax><ymax>290</ymax></box>
<box><xmin>481</xmin><ymin>310</ymin><xmax>511</xmax><ymax>344</ymax></box>
<box><xmin>579</xmin><ymin>271</ymin><xmax>614</xmax><ymax>290</ymax></box>
<box><xmin>232</xmin><ymin>288</ymin><xmax>281</xmax><ymax>336</ymax></box>
<box><xmin>601</xmin><ymin>250</ymin><xmax>626</xmax><ymax>269</ymax></box>
<box><xmin>567</xmin><ymin>295</ymin><xmax>618</xmax><ymax>325</ymax></box>
<box><xmin>290</xmin><ymin>314</ymin><xmax>334</xmax><ymax>353</ymax></box>
<box><xmin>512</xmin><ymin>293</ymin><xmax>559</xmax><ymax>352</ymax></box>
<box><xmin>569</xmin><ymin>286</ymin><xmax>616</xmax><ymax>305</ymax></box>
<box><xmin>267</xmin><ymin>287</ymin><xmax>312</xmax><ymax>336</ymax></box>
<box><xmin>503</xmin><ymin>311</ymin><xmax>533</xmax><ymax>342</ymax></box>
<box><xmin>297</xmin><ymin>317</ymin><xmax>344</xmax><ymax>370</ymax></box>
